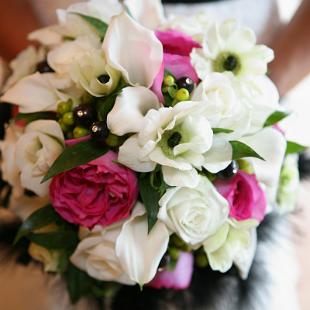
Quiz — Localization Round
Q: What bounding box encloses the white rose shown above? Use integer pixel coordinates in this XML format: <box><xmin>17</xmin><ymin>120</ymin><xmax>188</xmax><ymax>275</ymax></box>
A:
<box><xmin>118</xmin><ymin>102</ymin><xmax>213</xmax><ymax>188</ymax></box>
<box><xmin>158</xmin><ymin>176</ymin><xmax>229</xmax><ymax>246</ymax></box>
<box><xmin>0</xmin><ymin>124</ymin><xmax>24</xmax><ymax>197</ymax></box>
<box><xmin>15</xmin><ymin>120</ymin><xmax>65</xmax><ymax>197</ymax></box>
<box><xmin>71</xmin><ymin>203</ymin><xmax>170</xmax><ymax>286</ymax></box>
<box><xmin>191</xmin><ymin>19</ymin><xmax>274</xmax><ymax>80</ymax></box>
<box><xmin>204</xmin><ymin>219</ymin><xmax>258</xmax><ymax>279</ymax></box>
<box><xmin>28</xmin><ymin>243</ymin><xmax>60</xmax><ymax>272</ymax></box>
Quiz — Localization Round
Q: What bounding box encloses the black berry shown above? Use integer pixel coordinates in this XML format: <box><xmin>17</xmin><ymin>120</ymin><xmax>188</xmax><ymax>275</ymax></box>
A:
<box><xmin>168</xmin><ymin>132</ymin><xmax>182</xmax><ymax>148</ymax></box>
<box><xmin>36</xmin><ymin>60</ymin><xmax>54</xmax><ymax>73</ymax></box>
<box><xmin>97</xmin><ymin>74</ymin><xmax>110</xmax><ymax>84</ymax></box>
<box><xmin>91</xmin><ymin>121</ymin><xmax>109</xmax><ymax>141</ymax></box>
<box><xmin>217</xmin><ymin>161</ymin><xmax>239</xmax><ymax>180</ymax></box>
<box><xmin>177</xmin><ymin>77</ymin><xmax>195</xmax><ymax>93</ymax></box>
<box><xmin>73</xmin><ymin>104</ymin><xmax>96</xmax><ymax>127</ymax></box>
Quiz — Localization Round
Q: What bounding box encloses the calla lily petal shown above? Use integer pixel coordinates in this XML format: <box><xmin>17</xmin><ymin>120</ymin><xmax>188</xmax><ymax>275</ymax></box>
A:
<box><xmin>107</xmin><ymin>86</ymin><xmax>161</xmax><ymax>136</ymax></box>
<box><xmin>240</xmin><ymin>127</ymin><xmax>286</xmax><ymax>202</ymax></box>
<box><xmin>116</xmin><ymin>202</ymin><xmax>170</xmax><ymax>285</ymax></box>
<box><xmin>125</xmin><ymin>0</ymin><xmax>166</xmax><ymax>30</ymax></box>
<box><xmin>103</xmin><ymin>12</ymin><xmax>163</xmax><ymax>88</ymax></box>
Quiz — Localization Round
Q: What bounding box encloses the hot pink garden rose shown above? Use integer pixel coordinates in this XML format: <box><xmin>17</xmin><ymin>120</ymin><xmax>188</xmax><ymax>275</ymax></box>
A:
<box><xmin>50</xmin><ymin>151</ymin><xmax>138</xmax><ymax>228</ymax></box>
<box><xmin>152</xmin><ymin>30</ymin><xmax>201</xmax><ymax>102</ymax></box>
<box><xmin>148</xmin><ymin>252</ymin><xmax>194</xmax><ymax>290</ymax></box>
<box><xmin>215</xmin><ymin>171</ymin><xmax>267</xmax><ymax>223</ymax></box>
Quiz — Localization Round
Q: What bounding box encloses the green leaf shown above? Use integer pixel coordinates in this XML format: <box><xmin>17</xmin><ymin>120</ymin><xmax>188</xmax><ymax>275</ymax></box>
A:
<box><xmin>29</xmin><ymin>231</ymin><xmax>79</xmax><ymax>250</ymax></box>
<box><xmin>15</xmin><ymin>112</ymin><xmax>57</xmax><ymax>124</ymax></box>
<box><xmin>263</xmin><ymin>111</ymin><xmax>290</xmax><ymax>128</ymax></box>
<box><xmin>75</xmin><ymin>14</ymin><xmax>108</xmax><ymax>39</ymax></box>
<box><xmin>138</xmin><ymin>174</ymin><xmax>161</xmax><ymax>233</ymax></box>
<box><xmin>212</xmin><ymin>128</ymin><xmax>234</xmax><ymax>134</ymax></box>
<box><xmin>230</xmin><ymin>141</ymin><xmax>265</xmax><ymax>161</ymax></box>
<box><xmin>286</xmin><ymin>141</ymin><xmax>307</xmax><ymax>155</ymax></box>
<box><xmin>42</xmin><ymin>140</ymin><xmax>108</xmax><ymax>182</ymax></box>
<box><xmin>97</xmin><ymin>94</ymin><xmax>118</xmax><ymax>121</ymax></box>
<box><xmin>14</xmin><ymin>205</ymin><xmax>58</xmax><ymax>244</ymax></box>
<box><xmin>64</xmin><ymin>264</ymin><xmax>97</xmax><ymax>304</ymax></box>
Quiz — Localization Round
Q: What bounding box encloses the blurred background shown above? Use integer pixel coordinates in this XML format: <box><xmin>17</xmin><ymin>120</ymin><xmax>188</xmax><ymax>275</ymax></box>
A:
<box><xmin>0</xmin><ymin>0</ymin><xmax>310</xmax><ymax>309</ymax></box>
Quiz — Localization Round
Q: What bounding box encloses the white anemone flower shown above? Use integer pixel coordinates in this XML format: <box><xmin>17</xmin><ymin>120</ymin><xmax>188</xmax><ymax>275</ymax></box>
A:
<box><xmin>191</xmin><ymin>19</ymin><xmax>274</xmax><ymax>80</ymax></box>
<box><xmin>118</xmin><ymin>102</ymin><xmax>213</xmax><ymax>188</ymax></box>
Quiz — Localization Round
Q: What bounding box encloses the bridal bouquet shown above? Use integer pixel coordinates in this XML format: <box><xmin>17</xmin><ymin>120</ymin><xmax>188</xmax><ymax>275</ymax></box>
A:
<box><xmin>0</xmin><ymin>0</ymin><xmax>304</xmax><ymax>303</ymax></box>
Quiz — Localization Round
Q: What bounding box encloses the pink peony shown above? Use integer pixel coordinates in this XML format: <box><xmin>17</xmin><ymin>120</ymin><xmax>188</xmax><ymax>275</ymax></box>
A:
<box><xmin>215</xmin><ymin>171</ymin><xmax>267</xmax><ymax>223</ymax></box>
<box><xmin>148</xmin><ymin>252</ymin><xmax>194</xmax><ymax>290</ymax></box>
<box><xmin>152</xmin><ymin>30</ymin><xmax>201</xmax><ymax>102</ymax></box>
<box><xmin>50</xmin><ymin>151</ymin><xmax>139</xmax><ymax>228</ymax></box>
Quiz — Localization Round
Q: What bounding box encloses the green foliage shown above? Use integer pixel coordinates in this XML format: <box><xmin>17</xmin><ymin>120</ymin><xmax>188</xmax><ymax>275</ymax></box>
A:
<box><xmin>75</xmin><ymin>14</ymin><xmax>108</xmax><ymax>39</ymax></box>
<box><xmin>212</xmin><ymin>128</ymin><xmax>234</xmax><ymax>134</ymax></box>
<box><xmin>263</xmin><ymin>111</ymin><xmax>290</xmax><ymax>128</ymax></box>
<box><xmin>15</xmin><ymin>112</ymin><xmax>57</xmax><ymax>124</ymax></box>
<box><xmin>42</xmin><ymin>140</ymin><xmax>109</xmax><ymax>182</ymax></box>
<box><xmin>286</xmin><ymin>141</ymin><xmax>307</xmax><ymax>155</ymax></box>
<box><xmin>230</xmin><ymin>141</ymin><xmax>265</xmax><ymax>161</ymax></box>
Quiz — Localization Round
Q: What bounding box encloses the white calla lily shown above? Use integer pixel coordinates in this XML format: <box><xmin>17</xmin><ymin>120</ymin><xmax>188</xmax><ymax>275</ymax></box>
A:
<box><xmin>240</xmin><ymin>127</ymin><xmax>286</xmax><ymax>203</ymax></box>
<box><xmin>124</xmin><ymin>0</ymin><xmax>165</xmax><ymax>29</ymax></box>
<box><xmin>103</xmin><ymin>12</ymin><xmax>163</xmax><ymax>88</ymax></box>
<box><xmin>1</xmin><ymin>73</ymin><xmax>78</xmax><ymax>113</ymax></box>
<box><xmin>15</xmin><ymin>120</ymin><xmax>65</xmax><ymax>197</ymax></box>
<box><xmin>116</xmin><ymin>202</ymin><xmax>170</xmax><ymax>286</ymax></box>
<box><xmin>107</xmin><ymin>86</ymin><xmax>161</xmax><ymax>136</ymax></box>
<box><xmin>158</xmin><ymin>176</ymin><xmax>229</xmax><ymax>246</ymax></box>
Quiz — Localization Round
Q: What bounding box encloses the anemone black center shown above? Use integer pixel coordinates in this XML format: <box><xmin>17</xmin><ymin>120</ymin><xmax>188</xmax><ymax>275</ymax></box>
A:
<box><xmin>223</xmin><ymin>55</ymin><xmax>238</xmax><ymax>72</ymax></box>
<box><xmin>168</xmin><ymin>132</ymin><xmax>182</xmax><ymax>148</ymax></box>
<box><xmin>97</xmin><ymin>74</ymin><xmax>110</xmax><ymax>84</ymax></box>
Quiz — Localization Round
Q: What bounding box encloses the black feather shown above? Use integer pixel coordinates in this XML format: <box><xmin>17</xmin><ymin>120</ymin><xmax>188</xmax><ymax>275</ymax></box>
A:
<box><xmin>299</xmin><ymin>153</ymin><xmax>310</xmax><ymax>180</ymax></box>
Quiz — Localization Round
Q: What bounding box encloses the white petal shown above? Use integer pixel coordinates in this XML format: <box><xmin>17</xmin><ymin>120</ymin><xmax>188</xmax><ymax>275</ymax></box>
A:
<box><xmin>118</xmin><ymin>135</ymin><xmax>156</xmax><ymax>172</ymax></box>
<box><xmin>1</xmin><ymin>73</ymin><xmax>70</xmax><ymax>113</ymax></box>
<box><xmin>240</xmin><ymin>127</ymin><xmax>286</xmax><ymax>202</ymax></box>
<box><xmin>107</xmin><ymin>87</ymin><xmax>160</xmax><ymax>136</ymax></box>
<box><xmin>162</xmin><ymin>166</ymin><xmax>200</xmax><ymax>188</ymax></box>
<box><xmin>234</xmin><ymin>229</ymin><xmax>257</xmax><ymax>280</ymax></box>
<box><xmin>124</xmin><ymin>0</ymin><xmax>165</xmax><ymax>29</ymax></box>
<box><xmin>203</xmin><ymin>139</ymin><xmax>232</xmax><ymax>173</ymax></box>
<box><xmin>28</xmin><ymin>27</ymin><xmax>63</xmax><ymax>47</ymax></box>
<box><xmin>116</xmin><ymin>202</ymin><xmax>170</xmax><ymax>285</ymax></box>
<box><xmin>103</xmin><ymin>12</ymin><xmax>163</xmax><ymax>87</ymax></box>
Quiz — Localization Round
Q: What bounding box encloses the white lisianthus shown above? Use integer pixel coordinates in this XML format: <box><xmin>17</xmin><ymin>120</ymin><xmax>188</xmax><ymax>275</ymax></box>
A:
<box><xmin>1</xmin><ymin>73</ymin><xmax>82</xmax><ymax>113</ymax></box>
<box><xmin>118</xmin><ymin>102</ymin><xmax>213</xmax><ymax>188</ymax></box>
<box><xmin>103</xmin><ymin>13</ymin><xmax>163</xmax><ymax>88</ymax></box>
<box><xmin>277</xmin><ymin>154</ymin><xmax>300</xmax><ymax>214</ymax></box>
<box><xmin>204</xmin><ymin>219</ymin><xmax>258</xmax><ymax>279</ymax></box>
<box><xmin>4</xmin><ymin>46</ymin><xmax>45</xmax><ymax>91</ymax></box>
<box><xmin>71</xmin><ymin>203</ymin><xmax>170</xmax><ymax>286</ymax></box>
<box><xmin>15</xmin><ymin>120</ymin><xmax>65</xmax><ymax>197</ymax></box>
<box><xmin>158</xmin><ymin>176</ymin><xmax>229</xmax><ymax>246</ymax></box>
<box><xmin>0</xmin><ymin>124</ymin><xmax>24</xmax><ymax>197</ymax></box>
<box><xmin>48</xmin><ymin>35</ymin><xmax>120</xmax><ymax>96</ymax></box>
<box><xmin>191</xmin><ymin>19</ymin><xmax>274</xmax><ymax>80</ymax></box>
<box><xmin>28</xmin><ymin>243</ymin><xmax>60</xmax><ymax>272</ymax></box>
<box><xmin>107</xmin><ymin>86</ymin><xmax>161</xmax><ymax>136</ymax></box>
